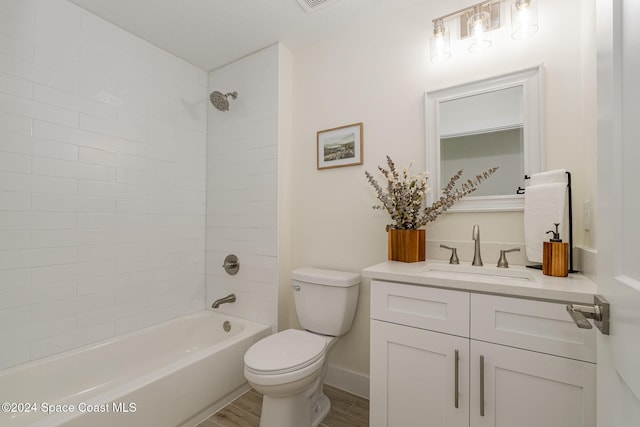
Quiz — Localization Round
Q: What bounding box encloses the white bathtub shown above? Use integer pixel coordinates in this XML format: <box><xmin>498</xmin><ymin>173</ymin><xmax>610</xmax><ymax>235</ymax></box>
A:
<box><xmin>0</xmin><ymin>310</ymin><xmax>270</xmax><ymax>427</ymax></box>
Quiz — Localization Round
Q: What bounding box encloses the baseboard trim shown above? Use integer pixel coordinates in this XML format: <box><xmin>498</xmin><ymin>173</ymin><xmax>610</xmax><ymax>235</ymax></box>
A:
<box><xmin>325</xmin><ymin>364</ymin><xmax>370</xmax><ymax>399</ymax></box>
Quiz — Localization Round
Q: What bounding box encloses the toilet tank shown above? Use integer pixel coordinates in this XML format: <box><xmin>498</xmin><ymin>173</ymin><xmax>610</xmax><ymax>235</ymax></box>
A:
<box><xmin>291</xmin><ymin>268</ymin><xmax>360</xmax><ymax>336</ymax></box>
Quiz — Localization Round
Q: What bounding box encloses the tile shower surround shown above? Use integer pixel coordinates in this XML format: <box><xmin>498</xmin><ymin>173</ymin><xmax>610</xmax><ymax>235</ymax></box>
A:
<box><xmin>0</xmin><ymin>0</ymin><xmax>209</xmax><ymax>369</ymax></box>
<box><xmin>205</xmin><ymin>44</ymin><xmax>280</xmax><ymax>330</ymax></box>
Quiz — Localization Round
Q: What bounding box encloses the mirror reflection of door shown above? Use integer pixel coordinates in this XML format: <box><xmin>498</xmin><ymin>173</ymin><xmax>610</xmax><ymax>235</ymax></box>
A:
<box><xmin>440</xmin><ymin>86</ymin><xmax>524</xmax><ymax>198</ymax></box>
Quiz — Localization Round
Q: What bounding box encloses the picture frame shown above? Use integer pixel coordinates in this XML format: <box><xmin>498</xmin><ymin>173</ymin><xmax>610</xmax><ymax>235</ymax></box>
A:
<box><xmin>317</xmin><ymin>122</ymin><xmax>363</xmax><ymax>170</ymax></box>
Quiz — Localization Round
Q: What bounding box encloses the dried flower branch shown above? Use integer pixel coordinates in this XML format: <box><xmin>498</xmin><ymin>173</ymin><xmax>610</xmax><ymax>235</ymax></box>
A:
<box><xmin>365</xmin><ymin>156</ymin><xmax>498</xmax><ymax>231</ymax></box>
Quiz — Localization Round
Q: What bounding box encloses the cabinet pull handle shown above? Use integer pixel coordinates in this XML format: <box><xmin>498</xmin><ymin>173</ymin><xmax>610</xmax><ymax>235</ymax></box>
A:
<box><xmin>454</xmin><ymin>349</ymin><xmax>459</xmax><ymax>408</ymax></box>
<box><xmin>479</xmin><ymin>355</ymin><xmax>485</xmax><ymax>417</ymax></box>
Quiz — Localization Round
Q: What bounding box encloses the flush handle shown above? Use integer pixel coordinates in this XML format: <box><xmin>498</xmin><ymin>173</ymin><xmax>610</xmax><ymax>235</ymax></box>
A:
<box><xmin>566</xmin><ymin>295</ymin><xmax>610</xmax><ymax>335</ymax></box>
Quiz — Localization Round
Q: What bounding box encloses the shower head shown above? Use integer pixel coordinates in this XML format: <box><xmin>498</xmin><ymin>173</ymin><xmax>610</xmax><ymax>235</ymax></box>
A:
<box><xmin>210</xmin><ymin>91</ymin><xmax>237</xmax><ymax>111</ymax></box>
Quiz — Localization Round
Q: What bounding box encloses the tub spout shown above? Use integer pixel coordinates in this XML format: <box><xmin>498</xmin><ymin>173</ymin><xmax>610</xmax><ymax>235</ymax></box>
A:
<box><xmin>211</xmin><ymin>294</ymin><xmax>236</xmax><ymax>309</ymax></box>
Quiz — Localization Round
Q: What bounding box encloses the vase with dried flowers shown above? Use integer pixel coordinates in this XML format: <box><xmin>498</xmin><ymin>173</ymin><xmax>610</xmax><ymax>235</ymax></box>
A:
<box><xmin>365</xmin><ymin>156</ymin><xmax>498</xmax><ymax>262</ymax></box>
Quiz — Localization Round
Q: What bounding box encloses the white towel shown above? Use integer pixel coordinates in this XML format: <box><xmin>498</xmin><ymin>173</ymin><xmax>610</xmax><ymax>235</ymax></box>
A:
<box><xmin>524</xmin><ymin>171</ymin><xmax>568</xmax><ymax>263</ymax></box>
<box><xmin>529</xmin><ymin>169</ymin><xmax>567</xmax><ymax>186</ymax></box>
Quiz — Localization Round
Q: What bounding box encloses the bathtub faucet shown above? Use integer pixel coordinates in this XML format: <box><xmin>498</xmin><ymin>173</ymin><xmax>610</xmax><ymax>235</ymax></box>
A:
<box><xmin>211</xmin><ymin>294</ymin><xmax>236</xmax><ymax>309</ymax></box>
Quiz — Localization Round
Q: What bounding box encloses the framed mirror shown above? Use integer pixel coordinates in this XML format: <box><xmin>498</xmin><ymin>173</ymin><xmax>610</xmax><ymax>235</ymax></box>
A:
<box><xmin>425</xmin><ymin>66</ymin><xmax>544</xmax><ymax>211</ymax></box>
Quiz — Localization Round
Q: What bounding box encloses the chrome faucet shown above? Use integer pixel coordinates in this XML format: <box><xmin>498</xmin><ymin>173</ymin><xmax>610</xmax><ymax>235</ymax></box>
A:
<box><xmin>497</xmin><ymin>248</ymin><xmax>520</xmax><ymax>268</ymax></box>
<box><xmin>211</xmin><ymin>293</ymin><xmax>236</xmax><ymax>308</ymax></box>
<box><xmin>472</xmin><ymin>224</ymin><xmax>483</xmax><ymax>266</ymax></box>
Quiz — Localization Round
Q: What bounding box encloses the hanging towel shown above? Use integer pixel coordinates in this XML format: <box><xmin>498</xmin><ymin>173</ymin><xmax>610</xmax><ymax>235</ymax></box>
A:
<box><xmin>524</xmin><ymin>170</ymin><xmax>568</xmax><ymax>263</ymax></box>
<box><xmin>529</xmin><ymin>169</ymin><xmax>568</xmax><ymax>186</ymax></box>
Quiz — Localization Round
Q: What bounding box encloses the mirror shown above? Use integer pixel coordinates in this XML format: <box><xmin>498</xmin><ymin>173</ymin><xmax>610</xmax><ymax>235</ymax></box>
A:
<box><xmin>426</xmin><ymin>66</ymin><xmax>544</xmax><ymax>211</ymax></box>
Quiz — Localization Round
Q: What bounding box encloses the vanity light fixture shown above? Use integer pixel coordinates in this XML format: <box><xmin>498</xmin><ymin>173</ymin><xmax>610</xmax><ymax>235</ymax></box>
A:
<box><xmin>511</xmin><ymin>0</ymin><xmax>539</xmax><ymax>39</ymax></box>
<box><xmin>429</xmin><ymin>19</ymin><xmax>452</xmax><ymax>63</ymax></box>
<box><xmin>429</xmin><ymin>0</ymin><xmax>539</xmax><ymax>62</ymax></box>
<box><xmin>467</xmin><ymin>5</ymin><xmax>492</xmax><ymax>53</ymax></box>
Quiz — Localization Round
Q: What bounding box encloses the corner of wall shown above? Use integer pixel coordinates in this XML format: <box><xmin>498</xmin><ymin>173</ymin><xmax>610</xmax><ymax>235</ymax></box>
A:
<box><xmin>325</xmin><ymin>364</ymin><xmax>370</xmax><ymax>399</ymax></box>
<box><xmin>575</xmin><ymin>245</ymin><xmax>597</xmax><ymax>282</ymax></box>
<box><xmin>277</xmin><ymin>43</ymin><xmax>294</xmax><ymax>331</ymax></box>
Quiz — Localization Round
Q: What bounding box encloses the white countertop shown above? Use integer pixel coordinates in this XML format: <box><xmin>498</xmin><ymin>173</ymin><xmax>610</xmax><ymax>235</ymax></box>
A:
<box><xmin>362</xmin><ymin>260</ymin><xmax>597</xmax><ymax>304</ymax></box>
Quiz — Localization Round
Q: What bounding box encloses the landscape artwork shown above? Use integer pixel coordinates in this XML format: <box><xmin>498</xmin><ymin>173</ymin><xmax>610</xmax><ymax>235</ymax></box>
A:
<box><xmin>317</xmin><ymin>123</ymin><xmax>363</xmax><ymax>170</ymax></box>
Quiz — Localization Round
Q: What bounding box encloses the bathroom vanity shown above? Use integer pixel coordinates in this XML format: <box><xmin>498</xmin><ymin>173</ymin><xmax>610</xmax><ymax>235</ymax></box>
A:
<box><xmin>364</xmin><ymin>261</ymin><xmax>598</xmax><ymax>427</ymax></box>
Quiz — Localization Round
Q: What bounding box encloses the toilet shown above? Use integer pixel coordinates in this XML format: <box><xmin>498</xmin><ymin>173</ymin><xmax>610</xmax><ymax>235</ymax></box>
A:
<box><xmin>243</xmin><ymin>267</ymin><xmax>360</xmax><ymax>427</ymax></box>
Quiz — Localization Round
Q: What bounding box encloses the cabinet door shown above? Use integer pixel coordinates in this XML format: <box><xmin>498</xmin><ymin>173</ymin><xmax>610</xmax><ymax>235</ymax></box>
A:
<box><xmin>370</xmin><ymin>319</ymin><xmax>469</xmax><ymax>427</ymax></box>
<box><xmin>470</xmin><ymin>340</ymin><xmax>596</xmax><ymax>427</ymax></box>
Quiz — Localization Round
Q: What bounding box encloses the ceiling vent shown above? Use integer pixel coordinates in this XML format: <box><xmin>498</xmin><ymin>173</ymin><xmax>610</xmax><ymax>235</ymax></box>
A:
<box><xmin>296</xmin><ymin>0</ymin><xmax>344</xmax><ymax>13</ymax></box>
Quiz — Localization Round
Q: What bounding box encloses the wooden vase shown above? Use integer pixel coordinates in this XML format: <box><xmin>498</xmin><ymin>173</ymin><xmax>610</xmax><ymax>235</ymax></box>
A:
<box><xmin>388</xmin><ymin>229</ymin><xmax>426</xmax><ymax>263</ymax></box>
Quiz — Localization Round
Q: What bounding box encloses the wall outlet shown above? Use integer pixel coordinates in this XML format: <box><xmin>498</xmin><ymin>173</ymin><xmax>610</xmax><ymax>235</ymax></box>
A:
<box><xmin>583</xmin><ymin>200</ymin><xmax>591</xmax><ymax>231</ymax></box>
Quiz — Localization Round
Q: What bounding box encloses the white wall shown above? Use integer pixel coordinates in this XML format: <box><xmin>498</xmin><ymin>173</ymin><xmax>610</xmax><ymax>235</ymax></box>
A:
<box><xmin>206</xmin><ymin>44</ymin><xmax>289</xmax><ymax>329</ymax></box>
<box><xmin>0</xmin><ymin>0</ymin><xmax>598</xmax><ymax>395</ymax></box>
<box><xmin>290</xmin><ymin>0</ymin><xmax>597</xmax><ymax>384</ymax></box>
<box><xmin>0</xmin><ymin>0</ymin><xmax>207</xmax><ymax>370</ymax></box>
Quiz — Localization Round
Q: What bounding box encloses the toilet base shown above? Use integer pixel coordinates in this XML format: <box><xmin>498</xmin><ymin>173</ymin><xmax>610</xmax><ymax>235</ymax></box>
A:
<box><xmin>259</xmin><ymin>391</ymin><xmax>330</xmax><ymax>427</ymax></box>
<box><xmin>257</xmin><ymin>376</ymin><xmax>331</xmax><ymax>427</ymax></box>
<box><xmin>311</xmin><ymin>393</ymin><xmax>331</xmax><ymax>427</ymax></box>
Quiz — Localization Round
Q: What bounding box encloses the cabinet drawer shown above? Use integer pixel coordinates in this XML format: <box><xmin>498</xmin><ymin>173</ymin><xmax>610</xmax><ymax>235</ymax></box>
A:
<box><xmin>471</xmin><ymin>294</ymin><xmax>596</xmax><ymax>363</ymax></box>
<box><xmin>371</xmin><ymin>280</ymin><xmax>469</xmax><ymax>337</ymax></box>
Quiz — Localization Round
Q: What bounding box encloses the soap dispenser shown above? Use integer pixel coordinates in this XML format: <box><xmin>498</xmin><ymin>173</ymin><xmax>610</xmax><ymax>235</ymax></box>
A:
<box><xmin>542</xmin><ymin>223</ymin><xmax>569</xmax><ymax>277</ymax></box>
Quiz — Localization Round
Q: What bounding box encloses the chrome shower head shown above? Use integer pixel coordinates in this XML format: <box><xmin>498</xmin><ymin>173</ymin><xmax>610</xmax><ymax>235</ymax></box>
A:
<box><xmin>210</xmin><ymin>91</ymin><xmax>237</xmax><ymax>111</ymax></box>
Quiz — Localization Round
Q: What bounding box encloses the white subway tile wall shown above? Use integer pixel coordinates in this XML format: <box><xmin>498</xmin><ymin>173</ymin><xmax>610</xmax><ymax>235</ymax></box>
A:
<box><xmin>0</xmin><ymin>0</ymin><xmax>208</xmax><ymax>369</ymax></box>
<box><xmin>206</xmin><ymin>45</ymin><xmax>279</xmax><ymax>328</ymax></box>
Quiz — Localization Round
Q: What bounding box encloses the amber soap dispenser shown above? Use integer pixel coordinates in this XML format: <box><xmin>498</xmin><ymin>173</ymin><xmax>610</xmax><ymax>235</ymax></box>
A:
<box><xmin>542</xmin><ymin>223</ymin><xmax>569</xmax><ymax>277</ymax></box>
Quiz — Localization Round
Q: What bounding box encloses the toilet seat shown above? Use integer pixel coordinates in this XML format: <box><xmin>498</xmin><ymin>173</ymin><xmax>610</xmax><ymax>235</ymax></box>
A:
<box><xmin>244</xmin><ymin>329</ymin><xmax>327</xmax><ymax>375</ymax></box>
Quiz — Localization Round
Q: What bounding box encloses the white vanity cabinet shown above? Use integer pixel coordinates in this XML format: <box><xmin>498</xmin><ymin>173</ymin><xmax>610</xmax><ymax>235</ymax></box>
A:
<box><xmin>370</xmin><ymin>281</ymin><xmax>471</xmax><ymax>427</ymax></box>
<box><xmin>370</xmin><ymin>280</ymin><xmax>596</xmax><ymax>427</ymax></box>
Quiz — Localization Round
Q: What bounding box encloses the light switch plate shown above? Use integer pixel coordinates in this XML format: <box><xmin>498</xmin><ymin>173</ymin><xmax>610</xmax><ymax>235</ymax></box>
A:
<box><xmin>583</xmin><ymin>200</ymin><xmax>591</xmax><ymax>231</ymax></box>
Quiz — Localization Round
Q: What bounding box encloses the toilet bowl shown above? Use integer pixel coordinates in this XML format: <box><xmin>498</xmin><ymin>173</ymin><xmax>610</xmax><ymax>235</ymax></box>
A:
<box><xmin>244</xmin><ymin>329</ymin><xmax>336</xmax><ymax>427</ymax></box>
<box><xmin>243</xmin><ymin>268</ymin><xmax>360</xmax><ymax>427</ymax></box>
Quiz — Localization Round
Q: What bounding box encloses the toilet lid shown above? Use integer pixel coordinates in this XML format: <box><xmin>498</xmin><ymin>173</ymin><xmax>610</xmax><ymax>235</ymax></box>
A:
<box><xmin>244</xmin><ymin>329</ymin><xmax>327</xmax><ymax>375</ymax></box>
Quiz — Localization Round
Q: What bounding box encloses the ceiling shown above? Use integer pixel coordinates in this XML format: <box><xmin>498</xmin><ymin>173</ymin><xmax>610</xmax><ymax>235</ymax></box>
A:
<box><xmin>69</xmin><ymin>0</ymin><xmax>421</xmax><ymax>71</ymax></box>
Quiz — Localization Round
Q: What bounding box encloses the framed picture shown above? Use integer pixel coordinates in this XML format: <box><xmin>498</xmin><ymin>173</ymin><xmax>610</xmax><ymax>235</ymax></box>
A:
<box><xmin>317</xmin><ymin>122</ymin><xmax>363</xmax><ymax>170</ymax></box>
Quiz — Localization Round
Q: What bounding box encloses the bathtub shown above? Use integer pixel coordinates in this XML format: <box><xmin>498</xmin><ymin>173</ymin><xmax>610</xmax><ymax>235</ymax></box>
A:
<box><xmin>0</xmin><ymin>310</ymin><xmax>270</xmax><ymax>427</ymax></box>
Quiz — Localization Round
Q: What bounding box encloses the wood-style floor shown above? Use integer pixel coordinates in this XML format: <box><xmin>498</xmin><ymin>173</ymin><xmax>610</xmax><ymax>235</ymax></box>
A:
<box><xmin>196</xmin><ymin>385</ymin><xmax>369</xmax><ymax>427</ymax></box>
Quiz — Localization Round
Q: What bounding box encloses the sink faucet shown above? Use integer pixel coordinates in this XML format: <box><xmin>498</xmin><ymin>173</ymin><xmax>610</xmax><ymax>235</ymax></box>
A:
<box><xmin>472</xmin><ymin>224</ymin><xmax>483</xmax><ymax>266</ymax></box>
<box><xmin>211</xmin><ymin>293</ymin><xmax>236</xmax><ymax>308</ymax></box>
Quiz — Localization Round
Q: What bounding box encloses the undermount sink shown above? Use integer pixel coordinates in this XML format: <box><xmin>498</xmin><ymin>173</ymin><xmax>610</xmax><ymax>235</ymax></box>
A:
<box><xmin>420</xmin><ymin>263</ymin><xmax>535</xmax><ymax>282</ymax></box>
